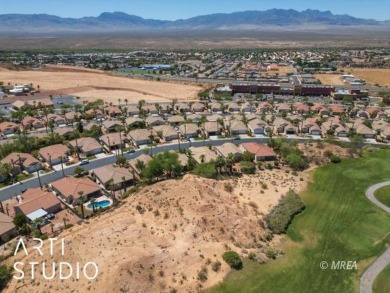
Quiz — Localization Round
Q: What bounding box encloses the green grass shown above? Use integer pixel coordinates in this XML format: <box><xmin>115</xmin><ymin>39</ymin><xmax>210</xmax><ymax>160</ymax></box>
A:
<box><xmin>209</xmin><ymin>149</ymin><xmax>390</xmax><ymax>293</ymax></box>
<box><xmin>374</xmin><ymin>185</ymin><xmax>390</xmax><ymax>207</ymax></box>
<box><xmin>373</xmin><ymin>265</ymin><xmax>390</xmax><ymax>293</ymax></box>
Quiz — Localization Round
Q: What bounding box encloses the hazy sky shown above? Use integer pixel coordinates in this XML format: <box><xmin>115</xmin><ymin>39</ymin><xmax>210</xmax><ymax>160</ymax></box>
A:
<box><xmin>0</xmin><ymin>0</ymin><xmax>389</xmax><ymax>20</ymax></box>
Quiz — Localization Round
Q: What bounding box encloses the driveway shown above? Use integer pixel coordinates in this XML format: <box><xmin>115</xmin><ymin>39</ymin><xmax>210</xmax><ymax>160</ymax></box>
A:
<box><xmin>360</xmin><ymin>181</ymin><xmax>390</xmax><ymax>293</ymax></box>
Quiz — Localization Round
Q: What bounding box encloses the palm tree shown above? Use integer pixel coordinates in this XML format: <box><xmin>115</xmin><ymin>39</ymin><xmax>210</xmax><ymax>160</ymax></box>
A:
<box><xmin>131</xmin><ymin>169</ymin><xmax>136</xmax><ymax>184</ymax></box>
<box><xmin>118</xmin><ymin>98</ymin><xmax>122</xmax><ymax>106</ymax></box>
<box><xmin>73</xmin><ymin>129</ymin><xmax>81</xmax><ymax>160</ymax></box>
<box><xmin>78</xmin><ymin>191</ymin><xmax>85</xmax><ymax>218</ymax></box>
<box><xmin>138</xmin><ymin>99</ymin><xmax>146</xmax><ymax>111</ymax></box>
<box><xmin>226</xmin><ymin>153</ymin><xmax>235</xmax><ymax>174</ymax></box>
<box><xmin>200</xmin><ymin>154</ymin><xmax>206</xmax><ymax>163</ymax></box>
<box><xmin>135</xmin><ymin>160</ymin><xmax>146</xmax><ymax>174</ymax></box>
<box><xmin>90</xmin><ymin>198</ymin><xmax>97</xmax><ymax>213</ymax></box>
<box><xmin>33</xmin><ymin>218</ymin><xmax>43</xmax><ymax>235</ymax></box>
<box><xmin>115</xmin><ymin>125</ymin><xmax>124</xmax><ymax>156</ymax></box>
<box><xmin>62</xmin><ymin>217</ymin><xmax>68</xmax><ymax>228</ymax></box>
<box><xmin>121</xmin><ymin>176</ymin><xmax>127</xmax><ymax>192</ymax></box>
<box><xmin>215</xmin><ymin>156</ymin><xmax>226</xmax><ymax>174</ymax></box>
<box><xmin>124</xmin><ymin>98</ymin><xmax>128</xmax><ymax>106</ymax></box>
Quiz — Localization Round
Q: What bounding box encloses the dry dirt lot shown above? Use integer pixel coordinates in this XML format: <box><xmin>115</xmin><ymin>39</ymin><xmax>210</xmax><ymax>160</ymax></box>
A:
<box><xmin>341</xmin><ymin>68</ymin><xmax>390</xmax><ymax>87</ymax></box>
<box><xmin>0</xmin><ymin>65</ymin><xmax>203</xmax><ymax>103</ymax></box>
<box><xmin>5</xmin><ymin>171</ymin><xmax>307</xmax><ymax>293</ymax></box>
<box><xmin>278</xmin><ymin>65</ymin><xmax>295</xmax><ymax>75</ymax></box>
<box><xmin>314</xmin><ymin>73</ymin><xmax>345</xmax><ymax>86</ymax></box>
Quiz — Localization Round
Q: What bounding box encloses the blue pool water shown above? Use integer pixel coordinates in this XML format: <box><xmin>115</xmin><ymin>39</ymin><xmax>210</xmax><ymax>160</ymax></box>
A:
<box><xmin>88</xmin><ymin>200</ymin><xmax>111</xmax><ymax>209</ymax></box>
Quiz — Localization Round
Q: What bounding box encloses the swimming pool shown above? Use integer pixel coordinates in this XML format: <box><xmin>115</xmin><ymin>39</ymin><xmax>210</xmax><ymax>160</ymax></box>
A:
<box><xmin>87</xmin><ymin>200</ymin><xmax>111</xmax><ymax>209</ymax></box>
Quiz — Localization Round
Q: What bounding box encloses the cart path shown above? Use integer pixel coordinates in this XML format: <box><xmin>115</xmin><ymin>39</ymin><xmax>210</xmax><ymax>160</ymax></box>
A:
<box><xmin>360</xmin><ymin>181</ymin><xmax>390</xmax><ymax>293</ymax></box>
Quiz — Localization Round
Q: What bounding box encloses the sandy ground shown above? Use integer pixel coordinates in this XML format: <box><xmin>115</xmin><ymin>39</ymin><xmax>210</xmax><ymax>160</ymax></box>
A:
<box><xmin>314</xmin><ymin>73</ymin><xmax>345</xmax><ymax>86</ymax></box>
<box><xmin>341</xmin><ymin>68</ymin><xmax>390</xmax><ymax>87</ymax></box>
<box><xmin>4</xmin><ymin>171</ymin><xmax>307</xmax><ymax>293</ymax></box>
<box><xmin>278</xmin><ymin>65</ymin><xmax>295</xmax><ymax>75</ymax></box>
<box><xmin>298</xmin><ymin>141</ymin><xmax>357</xmax><ymax>165</ymax></box>
<box><xmin>0</xmin><ymin>66</ymin><xmax>203</xmax><ymax>103</ymax></box>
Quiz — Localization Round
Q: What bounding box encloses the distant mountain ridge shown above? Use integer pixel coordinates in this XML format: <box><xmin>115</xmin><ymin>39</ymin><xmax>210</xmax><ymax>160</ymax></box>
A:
<box><xmin>0</xmin><ymin>9</ymin><xmax>388</xmax><ymax>33</ymax></box>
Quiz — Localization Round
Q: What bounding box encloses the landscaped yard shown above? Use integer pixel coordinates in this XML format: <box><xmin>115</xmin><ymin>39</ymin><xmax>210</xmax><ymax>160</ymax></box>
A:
<box><xmin>373</xmin><ymin>265</ymin><xmax>390</xmax><ymax>293</ymax></box>
<box><xmin>209</xmin><ymin>149</ymin><xmax>390</xmax><ymax>293</ymax></box>
<box><xmin>17</xmin><ymin>173</ymin><xmax>34</xmax><ymax>181</ymax></box>
<box><xmin>374</xmin><ymin>185</ymin><xmax>390</xmax><ymax>207</ymax></box>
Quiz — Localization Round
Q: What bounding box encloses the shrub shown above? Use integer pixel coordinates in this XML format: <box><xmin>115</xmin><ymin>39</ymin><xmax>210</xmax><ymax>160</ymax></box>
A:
<box><xmin>248</xmin><ymin>252</ymin><xmax>257</xmax><ymax>260</ymax></box>
<box><xmin>330</xmin><ymin>155</ymin><xmax>341</xmax><ymax>163</ymax></box>
<box><xmin>265</xmin><ymin>190</ymin><xmax>305</xmax><ymax>234</ymax></box>
<box><xmin>324</xmin><ymin>150</ymin><xmax>334</xmax><ymax>158</ymax></box>
<box><xmin>193</xmin><ymin>163</ymin><xmax>217</xmax><ymax>179</ymax></box>
<box><xmin>0</xmin><ymin>265</ymin><xmax>12</xmax><ymax>291</ymax></box>
<box><xmin>222</xmin><ymin>251</ymin><xmax>243</xmax><ymax>270</ymax></box>
<box><xmin>265</xmin><ymin>248</ymin><xmax>277</xmax><ymax>259</ymax></box>
<box><xmin>197</xmin><ymin>266</ymin><xmax>208</xmax><ymax>282</ymax></box>
<box><xmin>240</xmin><ymin>161</ymin><xmax>256</xmax><ymax>174</ymax></box>
<box><xmin>211</xmin><ymin>261</ymin><xmax>222</xmax><ymax>272</ymax></box>
<box><xmin>224</xmin><ymin>182</ymin><xmax>233</xmax><ymax>193</ymax></box>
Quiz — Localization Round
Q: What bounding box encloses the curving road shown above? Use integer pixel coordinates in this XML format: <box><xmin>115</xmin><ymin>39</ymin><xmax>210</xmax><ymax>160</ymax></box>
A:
<box><xmin>360</xmin><ymin>181</ymin><xmax>390</xmax><ymax>293</ymax></box>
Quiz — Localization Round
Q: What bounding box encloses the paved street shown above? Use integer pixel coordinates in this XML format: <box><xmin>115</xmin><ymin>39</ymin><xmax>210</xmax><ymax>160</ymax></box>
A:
<box><xmin>1</xmin><ymin>135</ymin><xmax>386</xmax><ymax>201</ymax></box>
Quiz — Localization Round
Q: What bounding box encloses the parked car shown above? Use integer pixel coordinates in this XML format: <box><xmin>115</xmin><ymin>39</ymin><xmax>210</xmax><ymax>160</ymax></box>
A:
<box><xmin>79</xmin><ymin>159</ymin><xmax>89</xmax><ymax>165</ymax></box>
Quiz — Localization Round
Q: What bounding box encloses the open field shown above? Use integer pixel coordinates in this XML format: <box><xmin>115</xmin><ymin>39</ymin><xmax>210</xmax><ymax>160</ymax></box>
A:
<box><xmin>341</xmin><ymin>68</ymin><xmax>390</xmax><ymax>87</ymax></box>
<box><xmin>277</xmin><ymin>65</ymin><xmax>295</xmax><ymax>75</ymax></box>
<box><xmin>209</xmin><ymin>149</ymin><xmax>390</xmax><ymax>293</ymax></box>
<box><xmin>373</xmin><ymin>265</ymin><xmax>390</xmax><ymax>293</ymax></box>
<box><xmin>314</xmin><ymin>73</ymin><xmax>345</xmax><ymax>86</ymax></box>
<box><xmin>375</xmin><ymin>185</ymin><xmax>390</xmax><ymax>207</ymax></box>
<box><xmin>0</xmin><ymin>65</ymin><xmax>203</xmax><ymax>103</ymax></box>
<box><xmin>4</xmin><ymin>170</ymin><xmax>307</xmax><ymax>293</ymax></box>
<box><xmin>0</xmin><ymin>29</ymin><xmax>389</xmax><ymax>50</ymax></box>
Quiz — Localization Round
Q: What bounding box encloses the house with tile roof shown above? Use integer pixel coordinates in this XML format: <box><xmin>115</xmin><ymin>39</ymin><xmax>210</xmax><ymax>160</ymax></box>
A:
<box><xmin>51</xmin><ymin>176</ymin><xmax>101</xmax><ymax>206</ymax></box>
<box><xmin>241</xmin><ymin>142</ymin><xmax>277</xmax><ymax>161</ymax></box>
<box><xmin>39</xmin><ymin>144</ymin><xmax>69</xmax><ymax>166</ymax></box>
<box><xmin>93</xmin><ymin>165</ymin><xmax>134</xmax><ymax>191</ymax></box>
<box><xmin>1</xmin><ymin>152</ymin><xmax>42</xmax><ymax>175</ymax></box>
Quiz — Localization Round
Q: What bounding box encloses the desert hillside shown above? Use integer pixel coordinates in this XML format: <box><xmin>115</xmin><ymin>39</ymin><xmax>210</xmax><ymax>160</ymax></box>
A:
<box><xmin>5</xmin><ymin>171</ymin><xmax>307</xmax><ymax>293</ymax></box>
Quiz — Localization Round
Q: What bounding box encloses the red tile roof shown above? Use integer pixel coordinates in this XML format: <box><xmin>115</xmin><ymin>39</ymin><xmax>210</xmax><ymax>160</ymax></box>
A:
<box><xmin>241</xmin><ymin>142</ymin><xmax>276</xmax><ymax>157</ymax></box>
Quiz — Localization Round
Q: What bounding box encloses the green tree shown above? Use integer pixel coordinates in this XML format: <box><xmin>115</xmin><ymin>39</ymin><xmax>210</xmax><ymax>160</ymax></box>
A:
<box><xmin>74</xmin><ymin>167</ymin><xmax>85</xmax><ymax>177</ymax></box>
<box><xmin>193</xmin><ymin>162</ymin><xmax>217</xmax><ymax>179</ymax></box>
<box><xmin>142</xmin><ymin>151</ymin><xmax>183</xmax><ymax>183</ymax></box>
<box><xmin>242</xmin><ymin>151</ymin><xmax>255</xmax><ymax>162</ymax></box>
<box><xmin>0</xmin><ymin>163</ymin><xmax>12</xmax><ymax>181</ymax></box>
<box><xmin>240</xmin><ymin>161</ymin><xmax>256</xmax><ymax>174</ymax></box>
<box><xmin>116</xmin><ymin>156</ymin><xmax>127</xmax><ymax>167</ymax></box>
<box><xmin>13</xmin><ymin>213</ymin><xmax>28</xmax><ymax>228</ymax></box>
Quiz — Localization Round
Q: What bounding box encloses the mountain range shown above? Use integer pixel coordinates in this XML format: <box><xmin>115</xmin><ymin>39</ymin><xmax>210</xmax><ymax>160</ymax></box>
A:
<box><xmin>0</xmin><ymin>9</ymin><xmax>388</xmax><ymax>33</ymax></box>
